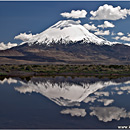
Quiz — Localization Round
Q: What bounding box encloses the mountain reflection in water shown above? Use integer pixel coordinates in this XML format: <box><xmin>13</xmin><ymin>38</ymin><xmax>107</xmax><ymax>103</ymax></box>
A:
<box><xmin>0</xmin><ymin>76</ymin><xmax>130</xmax><ymax>128</ymax></box>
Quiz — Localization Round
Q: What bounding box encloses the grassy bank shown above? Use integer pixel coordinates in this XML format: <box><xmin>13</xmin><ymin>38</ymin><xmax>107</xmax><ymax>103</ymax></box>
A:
<box><xmin>0</xmin><ymin>64</ymin><xmax>130</xmax><ymax>77</ymax></box>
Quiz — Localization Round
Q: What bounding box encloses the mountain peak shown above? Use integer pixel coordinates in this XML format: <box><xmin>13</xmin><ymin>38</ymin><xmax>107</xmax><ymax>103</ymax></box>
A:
<box><xmin>27</xmin><ymin>20</ymin><xmax>118</xmax><ymax>46</ymax></box>
<box><xmin>51</xmin><ymin>20</ymin><xmax>80</xmax><ymax>30</ymax></box>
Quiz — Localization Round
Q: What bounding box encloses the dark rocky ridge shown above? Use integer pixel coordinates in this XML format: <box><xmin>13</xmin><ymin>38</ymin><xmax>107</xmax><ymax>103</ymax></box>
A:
<box><xmin>0</xmin><ymin>42</ymin><xmax>130</xmax><ymax>65</ymax></box>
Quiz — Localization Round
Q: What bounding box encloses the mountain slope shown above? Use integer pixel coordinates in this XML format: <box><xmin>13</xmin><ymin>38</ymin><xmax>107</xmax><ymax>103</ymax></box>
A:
<box><xmin>0</xmin><ymin>42</ymin><xmax>130</xmax><ymax>64</ymax></box>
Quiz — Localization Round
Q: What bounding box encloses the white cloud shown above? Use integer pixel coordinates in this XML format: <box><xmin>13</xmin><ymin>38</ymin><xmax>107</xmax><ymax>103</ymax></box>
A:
<box><xmin>84</xmin><ymin>24</ymin><xmax>97</xmax><ymax>31</ymax></box>
<box><xmin>83</xmin><ymin>96</ymin><xmax>97</xmax><ymax>103</ymax></box>
<box><xmin>90</xmin><ymin>4</ymin><xmax>130</xmax><ymax>20</ymax></box>
<box><xmin>90</xmin><ymin>107</ymin><xmax>130</xmax><ymax>122</ymax></box>
<box><xmin>94</xmin><ymin>29</ymin><xmax>110</xmax><ymax>36</ymax></box>
<box><xmin>0</xmin><ymin>42</ymin><xmax>17</xmax><ymax>50</ymax></box>
<box><xmin>117</xmin><ymin>91</ymin><xmax>124</xmax><ymax>95</ymax></box>
<box><xmin>111</xmin><ymin>32</ymin><xmax>116</xmax><ymax>36</ymax></box>
<box><xmin>76</xmin><ymin>20</ymin><xmax>81</xmax><ymax>24</ymax></box>
<box><xmin>98</xmin><ymin>21</ymin><xmax>115</xmax><ymax>28</ymax></box>
<box><xmin>94</xmin><ymin>91</ymin><xmax>109</xmax><ymax>97</ymax></box>
<box><xmin>127</xmin><ymin>33</ymin><xmax>130</xmax><ymax>37</ymax></box>
<box><xmin>60</xmin><ymin>10</ymin><xmax>87</xmax><ymax>19</ymax></box>
<box><xmin>113</xmin><ymin>87</ymin><xmax>120</xmax><ymax>91</ymax></box>
<box><xmin>120</xmin><ymin>36</ymin><xmax>130</xmax><ymax>41</ymax></box>
<box><xmin>14</xmin><ymin>33</ymin><xmax>34</xmax><ymax>42</ymax></box>
<box><xmin>60</xmin><ymin>108</ymin><xmax>86</xmax><ymax>117</ymax></box>
<box><xmin>112</xmin><ymin>36</ymin><xmax>120</xmax><ymax>40</ymax></box>
<box><xmin>97</xmin><ymin>99</ymin><xmax>114</xmax><ymax>106</ymax></box>
<box><xmin>117</xmin><ymin>32</ymin><xmax>124</xmax><ymax>36</ymax></box>
<box><xmin>120</xmin><ymin>86</ymin><xmax>130</xmax><ymax>91</ymax></box>
<box><xmin>113</xmin><ymin>83</ymin><xmax>130</xmax><ymax>93</ymax></box>
<box><xmin>127</xmin><ymin>10</ymin><xmax>130</xmax><ymax>15</ymax></box>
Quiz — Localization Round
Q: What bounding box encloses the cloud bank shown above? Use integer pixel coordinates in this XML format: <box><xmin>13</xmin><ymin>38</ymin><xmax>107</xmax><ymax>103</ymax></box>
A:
<box><xmin>0</xmin><ymin>42</ymin><xmax>17</xmax><ymax>50</ymax></box>
<box><xmin>14</xmin><ymin>33</ymin><xmax>34</xmax><ymax>42</ymax></box>
<box><xmin>113</xmin><ymin>35</ymin><xmax>130</xmax><ymax>42</ymax></box>
<box><xmin>90</xmin><ymin>107</ymin><xmax>130</xmax><ymax>122</ymax></box>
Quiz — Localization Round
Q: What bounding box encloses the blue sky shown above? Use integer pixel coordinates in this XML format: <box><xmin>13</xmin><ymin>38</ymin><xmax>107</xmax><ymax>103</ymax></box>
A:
<box><xmin>1</xmin><ymin>1</ymin><xmax>130</xmax><ymax>44</ymax></box>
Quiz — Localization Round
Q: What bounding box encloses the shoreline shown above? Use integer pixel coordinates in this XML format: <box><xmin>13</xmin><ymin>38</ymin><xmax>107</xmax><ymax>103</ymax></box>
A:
<box><xmin>1</xmin><ymin>64</ymin><xmax>130</xmax><ymax>78</ymax></box>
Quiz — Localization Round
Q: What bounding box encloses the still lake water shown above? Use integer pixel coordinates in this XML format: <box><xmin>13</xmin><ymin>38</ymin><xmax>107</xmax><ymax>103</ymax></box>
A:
<box><xmin>0</xmin><ymin>76</ymin><xmax>130</xmax><ymax>129</ymax></box>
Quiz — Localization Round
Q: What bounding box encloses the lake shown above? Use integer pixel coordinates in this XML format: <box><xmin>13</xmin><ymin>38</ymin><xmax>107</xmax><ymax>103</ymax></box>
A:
<box><xmin>0</xmin><ymin>76</ymin><xmax>130</xmax><ymax>129</ymax></box>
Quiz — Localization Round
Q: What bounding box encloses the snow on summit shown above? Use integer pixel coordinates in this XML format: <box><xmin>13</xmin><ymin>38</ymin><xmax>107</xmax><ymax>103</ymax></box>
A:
<box><xmin>27</xmin><ymin>20</ymin><xmax>118</xmax><ymax>46</ymax></box>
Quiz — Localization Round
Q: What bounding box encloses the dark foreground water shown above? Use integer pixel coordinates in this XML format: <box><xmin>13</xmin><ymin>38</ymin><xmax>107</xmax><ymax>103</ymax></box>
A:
<box><xmin>0</xmin><ymin>76</ymin><xmax>130</xmax><ymax>129</ymax></box>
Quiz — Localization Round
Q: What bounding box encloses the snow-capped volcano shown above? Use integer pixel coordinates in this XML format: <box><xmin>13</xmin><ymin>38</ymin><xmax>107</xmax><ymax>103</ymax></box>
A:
<box><xmin>27</xmin><ymin>20</ymin><xmax>116</xmax><ymax>46</ymax></box>
<box><xmin>1</xmin><ymin>20</ymin><xmax>130</xmax><ymax>65</ymax></box>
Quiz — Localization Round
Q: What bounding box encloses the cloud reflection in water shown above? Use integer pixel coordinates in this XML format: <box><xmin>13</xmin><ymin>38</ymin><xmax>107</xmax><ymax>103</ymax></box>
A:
<box><xmin>1</xmin><ymin>77</ymin><xmax>130</xmax><ymax>122</ymax></box>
